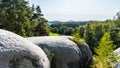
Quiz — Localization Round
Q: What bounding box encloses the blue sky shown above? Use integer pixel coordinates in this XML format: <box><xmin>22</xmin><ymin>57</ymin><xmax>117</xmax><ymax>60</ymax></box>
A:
<box><xmin>28</xmin><ymin>0</ymin><xmax>120</xmax><ymax>21</ymax></box>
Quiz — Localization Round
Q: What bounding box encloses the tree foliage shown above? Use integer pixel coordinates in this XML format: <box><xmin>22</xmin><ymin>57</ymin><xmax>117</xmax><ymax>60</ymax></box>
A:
<box><xmin>33</xmin><ymin>6</ymin><xmax>49</xmax><ymax>36</ymax></box>
<box><xmin>0</xmin><ymin>0</ymin><xmax>32</xmax><ymax>36</ymax></box>
<box><xmin>79</xmin><ymin>26</ymin><xmax>85</xmax><ymax>38</ymax></box>
<box><xmin>92</xmin><ymin>32</ymin><xmax>117</xmax><ymax>68</ymax></box>
<box><xmin>0</xmin><ymin>0</ymin><xmax>50</xmax><ymax>37</ymax></box>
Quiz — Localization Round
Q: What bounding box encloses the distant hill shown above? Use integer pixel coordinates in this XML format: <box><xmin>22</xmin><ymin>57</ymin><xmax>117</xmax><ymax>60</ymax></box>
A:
<box><xmin>48</xmin><ymin>20</ymin><xmax>61</xmax><ymax>25</ymax></box>
<box><xmin>48</xmin><ymin>20</ymin><xmax>103</xmax><ymax>26</ymax></box>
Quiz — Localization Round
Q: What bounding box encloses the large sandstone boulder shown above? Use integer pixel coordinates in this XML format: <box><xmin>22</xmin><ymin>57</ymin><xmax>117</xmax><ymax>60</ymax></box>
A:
<box><xmin>114</xmin><ymin>48</ymin><xmax>120</xmax><ymax>56</ymax></box>
<box><xmin>78</xmin><ymin>43</ymin><xmax>93</xmax><ymax>68</ymax></box>
<box><xmin>27</xmin><ymin>36</ymin><xmax>93</xmax><ymax>68</ymax></box>
<box><xmin>0</xmin><ymin>29</ymin><xmax>50</xmax><ymax>68</ymax></box>
<box><xmin>115</xmin><ymin>61</ymin><xmax>120</xmax><ymax>68</ymax></box>
<box><xmin>114</xmin><ymin>48</ymin><xmax>120</xmax><ymax>68</ymax></box>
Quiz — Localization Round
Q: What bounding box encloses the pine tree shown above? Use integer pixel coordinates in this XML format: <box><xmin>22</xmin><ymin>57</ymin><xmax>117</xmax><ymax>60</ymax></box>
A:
<box><xmin>93</xmin><ymin>32</ymin><xmax>117</xmax><ymax>68</ymax></box>
<box><xmin>84</xmin><ymin>23</ymin><xmax>96</xmax><ymax>54</ymax></box>
<box><xmin>33</xmin><ymin>6</ymin><xmax>49</xmax><ymax>36</ymax></box>
<box><xmin>0</xmin><ymin>0</ymin><xmax>33</xmax><ymax>36</ymax></box>
<box><xmin>79</xmin><ymin>26</ymin><xmax>85</xmax><ymax>38</ymax></box>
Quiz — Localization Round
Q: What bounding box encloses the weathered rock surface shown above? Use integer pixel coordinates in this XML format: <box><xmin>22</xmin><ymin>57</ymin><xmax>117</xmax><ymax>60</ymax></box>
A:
<box><xmin>114</xmin><ymin>48</ymin><xmax>120</xmax><ymax>56</ymax></box>
<box><xmin>79</xmin><ymin>43</ymin><xmax>93</xmax><ymax>68</ymax></box>
<box><xmin>27</xmin><ymin>36</ymin><xmax>93</xmax><ymax>68</ymax></box>
<box><xmin>114</xmin><ymin>48</ymin><xmax>120</xmax><ymax>68</ymax></box>
<box><xmin>0</xmin><ymin>29</ymin><xmax>50</xmax><ymax>68</ymax></box>
<box><xmin>115</xmin><ymin>61</ymin><xmax>120</xmax><ymax>68</ymax></box>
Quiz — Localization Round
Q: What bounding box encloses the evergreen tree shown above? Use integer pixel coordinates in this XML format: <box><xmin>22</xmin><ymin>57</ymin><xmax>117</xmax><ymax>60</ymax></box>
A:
<box><xmin>93</xmin><ymin>33</ymin><xmax>117</xmax><ymax>68</ymax></box>
<box><xmin>94</xmin><ymin>24</ymin><xmax>104</xmax><ymax>48</ymax></box>
<box><xmin>0</xmin><ymin>0</ymin><xmax>33</xmax><ymax>36</ymax></box>
<box><xmin>58</xmin><ymin>26</ymin><xmax>67</xmax><ymax>35</ymax></box>
<box><xmin>51</xmin><ymin>27</ymin><xmax>59</xmax><ymax>33</ymax></box>
<box><xmin>84</xmin><ymin>23</ymin><xmax>96</xmax><ymax>54</ymax></box>
<box><xmin>115</xmin><ymin>11</ymin><xmax>120</xmax><ymax>27</ymax></box>
<box><xmin>110</xmin><ymin>28</ymin><xmax>120</xmax><ymax>48</ymax></box>
<box><xmin>33</xmin><ymin>6</ymin><xmax>49</xmax><ymax>36</ymax></box>
<box><xmin>65</xmin><ymin>27</ymin><xmax>73</xmax><ymax>35</ymax></box>
<box><xmin>79</xmin><ymin>26</ymin><xmax>85</xmax><ymax>38</ymax></box>
<box><xmin>95</xmin><ymin>24</ymin><xmax>103</xmax><ymax>41</ymax></box>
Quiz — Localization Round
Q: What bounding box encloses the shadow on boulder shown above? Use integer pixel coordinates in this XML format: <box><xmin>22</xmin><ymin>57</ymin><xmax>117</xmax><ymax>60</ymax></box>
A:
<box><xmin>27</xmin><ymin>36</ymin><xmax>93</xmax><ymax>68</ymax></box>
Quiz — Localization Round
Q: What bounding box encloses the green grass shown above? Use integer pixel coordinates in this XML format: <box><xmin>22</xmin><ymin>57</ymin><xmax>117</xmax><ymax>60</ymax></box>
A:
<box><xmin>49</xmin><ymin>32</ymin><xmax>60</xmax><ymax>36</ymax></box>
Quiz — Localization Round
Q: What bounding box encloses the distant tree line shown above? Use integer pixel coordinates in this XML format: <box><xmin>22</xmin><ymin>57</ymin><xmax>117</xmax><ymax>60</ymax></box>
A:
<box><xmin>0</xmin><ymin>0</ymin><xmax>49</xmax><ymax>37</ymax></box>
<box><xmin>50</xmin><ymin>11</ymin><xmax>120</xmax><ymax>54</ymax></box>
<box><xmin>50</xmin><ymin>22</ymin><xmax>86</xmax><ymax>35</ymax></box>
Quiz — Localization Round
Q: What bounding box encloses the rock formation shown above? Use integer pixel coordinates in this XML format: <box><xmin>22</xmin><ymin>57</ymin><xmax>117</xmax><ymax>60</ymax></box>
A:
<box><xmin>115</xmin><ymin>61</ymin><xmax>120</xmax><ymax>68</ymax></box>
<box><xmin>78</xmin><ymin>43</ymin><xmax>93</xmax><ymax>68</ymax></box>
<box><xmin>114</xmin><ymin>48</ymin><xmax>120</xmax><ymax>56</ymax></box>
<box><xmin>114</xmin><ymin>48</ymin><xmax>120</xmax><ymax>68</ymax></box>
<box><xmin>0</xmin><ymin>29</ymin><xmax>50</xmax><ymax>68</ymax></box>
<box><xmin>27</xmin><ymin>36</ymin><xmax>93</xmax><ymax>68</ymax></box>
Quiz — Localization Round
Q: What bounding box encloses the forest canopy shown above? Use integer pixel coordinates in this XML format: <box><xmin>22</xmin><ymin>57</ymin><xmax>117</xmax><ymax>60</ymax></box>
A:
<box><xmin>0</xmin><ymin>0</ymin><xmax>49</xmax><ymax>37</ymax></box>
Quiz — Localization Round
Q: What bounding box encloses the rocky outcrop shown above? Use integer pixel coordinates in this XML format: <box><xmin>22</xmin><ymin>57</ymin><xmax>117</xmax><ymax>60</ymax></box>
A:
<box><xmin>79</xmin><ymin>43</ymin><xmax>93</xmax><ymax>68</ymax></box>
<box><xmin>114</xmin><ymin>48</ymin><xmax>120</xmax><ymax>56</ymax></box>
<box><xmin>0</xmin><ymin>29</ymin><xmax>50</xmax><ymax>68</ymax></box>
<box><xmin>114</xmin><ymin>48</ymin><xmax>120</xmax><ymax>68</ymax></box>
<box><xmin>115</xmin><ymin>61</ymin><xmax>120</xmax><ymax>68</ymax></box>
<box><xmin>27</xmin><ymin>36</ymin><xmax>93</xmax><ymax>68</ymax></box>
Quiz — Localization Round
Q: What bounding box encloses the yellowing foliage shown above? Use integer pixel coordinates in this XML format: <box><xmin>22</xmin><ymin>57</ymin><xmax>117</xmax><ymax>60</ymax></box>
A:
<box><xmin>92</xmin><ymin>32</ymin><xmax>117</xmax><ymax>68</ymax></box>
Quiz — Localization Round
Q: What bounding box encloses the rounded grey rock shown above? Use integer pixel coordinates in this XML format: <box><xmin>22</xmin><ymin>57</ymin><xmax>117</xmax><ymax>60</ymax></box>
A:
<box><xmin>114</xmin><ymin>48</ymin><xmax>120</xmax><ymax>68</ymax></box>
<box><xmin>0</xmin><ymin>29</ymin><xmax>50</xmax><ymax>68</ymax></box>
<box><xmin>114</xmin><ymin>48</ymin><xmax>120</xmax><ymax>56</ymax></box>
<box><xmin>27</xmin><ymin>36</ymin><xmax>93</xmax><ymax>68</ymax></box>
<box><xmin>78</xmin><ymin>43</ymin><xmax>93</xmax><ymax>68</ymax></box>
<box><xmin>115</xmin><ymin>61</ymin><xmax>120</xmax><ymax>68</ymax></box>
